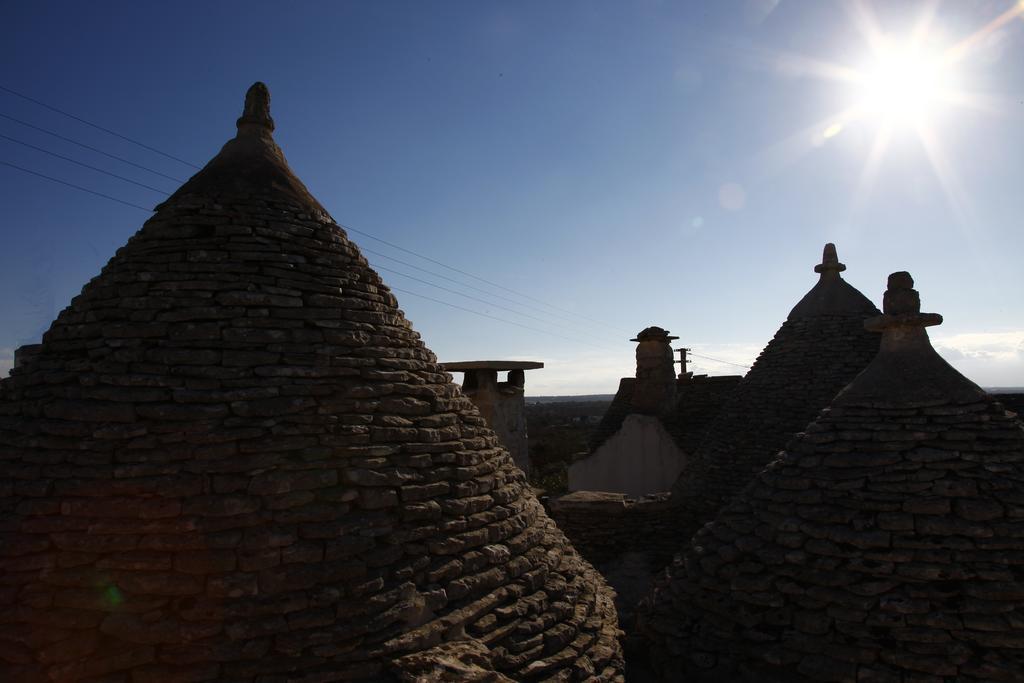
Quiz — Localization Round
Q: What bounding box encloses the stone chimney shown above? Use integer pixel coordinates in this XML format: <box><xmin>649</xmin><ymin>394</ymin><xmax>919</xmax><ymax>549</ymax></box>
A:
<box><xmin>441</xmin><ymin>360</ymin><xmax>544</xmax><ymax>477</ymax></box>
<box><xmin>631</xmin><ymin>326</ymin><xmax>678</xmax><ymax>414</ymax></box>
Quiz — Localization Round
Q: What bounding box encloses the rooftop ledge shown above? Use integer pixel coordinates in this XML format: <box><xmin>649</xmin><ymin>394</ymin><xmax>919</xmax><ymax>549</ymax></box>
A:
<box><xmin>441</xmin><ymin>360</ymin><xmax>544</xmax><ymax>371</ymax></box>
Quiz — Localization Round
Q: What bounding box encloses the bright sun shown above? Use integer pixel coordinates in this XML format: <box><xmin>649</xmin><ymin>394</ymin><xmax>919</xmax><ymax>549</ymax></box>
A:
<box><xmin>753</xmin><ymin>0</ymin><xmax>1024</xmax><ymax>213</ymax></box>
<box><xmin>856</xmin><ymin>41</ymin><xmax>953</xmax><ymax>126</ymax></box>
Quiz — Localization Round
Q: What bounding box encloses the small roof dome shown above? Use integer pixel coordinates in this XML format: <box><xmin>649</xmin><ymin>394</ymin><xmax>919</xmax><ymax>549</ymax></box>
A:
<box><xmin>788</xmin><ymin>243</ymin><xmax>877</xmax><ymax>320</ymax></box>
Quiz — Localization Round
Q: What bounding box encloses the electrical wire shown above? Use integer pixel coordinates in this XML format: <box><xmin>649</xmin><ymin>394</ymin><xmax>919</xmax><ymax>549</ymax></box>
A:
<box><xmin>0</xmin><ymin>133</ymin><xmax>171</xmax><ymax>194</ymax></box>
<box><xmin>0</xmin><ymin>93</ymin><xmax>752</xmax><ymax>364</ymax></box>
<box><xmin>2</xmin><ymin>153</ymin><xmax>621</xmax><ymax>347</ymax></box>
<box><xmin>688</xmin><ymin>350</ymin><xmax>751</xmax><ymax>369</ymax></box>
<box><xmin>0</xmin><ymin>160</ymin><xmax>614</xmax><ymax>349</ymax></box>
<box><xmin>0</xmin><ymin>85</ymin><xmax>628</xmax><ymax>336</ymax></box>
<box><xmin>0</xmin><ymin>84</ymin><xmax>200</xmax><ymax>169</ymax></box>
<box><xmin>339</xmin><ymin>220</ymin><xmax>629</xmax><ymax>334</ymax></box>
<box><xmin>388</xmin><ymin>286</ymin><xmax>616</xmax><ymax>351</ymax></box>
<box><xmin>361</xmin><ymin>245</ymin><xmax>576</xmax><ymax>319</ymax></box>
<box><xmin>1</xmin><ymin>161</ymin><xmax>154</xmax><ymax>211</ymax></box>
<box><xmin>371</xmin><ymin>262</ymin><xmax>618</xmax><ymax>338</ymax></box>
<box><xmin>365</xmin><ymin>249</ymin><xmax>625</xmax><ymax>339</ymax></box>
<box><xmin>0</xmin><ymin>112</ymin><xmax>186</xmax><ymax>182</ymax></box>
<box><xmin>2</xmin><ymin>158</ymin><xmax>751</xmax><ymax>370</ymax></box>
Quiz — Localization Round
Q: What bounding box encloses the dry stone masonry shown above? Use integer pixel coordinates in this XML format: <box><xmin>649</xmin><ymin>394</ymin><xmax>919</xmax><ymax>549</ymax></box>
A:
<box><xmin>670</xmin><ymin>244</ymin><xmax>881</xmax><ymax>550</ymax></box>
<box><xmin>640</xmin><ymin>272</ymin><xmax>1024</xmax><ymax>682</ymax></box>
<box><xmin>0</xmin><ymin>83</ymin><xmax>623</xmax><ymax>682</ymax></box>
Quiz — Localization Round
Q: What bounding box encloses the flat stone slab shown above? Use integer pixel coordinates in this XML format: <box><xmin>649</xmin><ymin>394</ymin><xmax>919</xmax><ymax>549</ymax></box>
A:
<box><xmin>442</xmin><ymin>360</ymin><xmax>544</xmax><ymax>371</ymax></box>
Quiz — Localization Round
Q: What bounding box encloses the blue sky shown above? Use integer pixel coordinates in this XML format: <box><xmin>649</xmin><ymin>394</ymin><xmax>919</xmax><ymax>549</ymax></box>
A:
<box><xmin>1</xmin><ymin>0</ymin><xmax>1022</xmax><ymax>394</ymax></box>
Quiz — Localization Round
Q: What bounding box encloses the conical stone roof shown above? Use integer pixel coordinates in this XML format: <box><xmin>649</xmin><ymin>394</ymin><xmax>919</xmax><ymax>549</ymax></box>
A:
<box><xmin>0</xmin><ymin>83</ymin><xmax>623</xmax><ymax>682</ymax></box>
<box><xmin>670</xmin><ymin>244</ymin><xmax>880</xmax><ymax>545</ymax></box>
<box><xmin>640</xmin><ymin>272</ymin><xmax>1024</xmax><ymax>682</ymax></box>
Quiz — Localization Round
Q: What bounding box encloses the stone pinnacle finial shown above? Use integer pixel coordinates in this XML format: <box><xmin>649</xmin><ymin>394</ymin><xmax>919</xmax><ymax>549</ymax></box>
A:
<box><xmin>865</xmin><ymin>271</ymin><xmax>942</xmax><ymax>332</ymax></box>
<box><xmin>236</xmin><ymin>82</ymin><xmax>275</xmax><ymax>133</ymax></box>
<box><xmin>883</xmin><ymin>271</ymin><xmax>918</xmax><ymax>315</ymax></box>
<box><xmin>814</xmin><ymin>242</ymin><xmax>846</xmax><ymax>274</ymax></box>
<box><xmin>837</xmin><ymin>270</ymin><xmax>985</xmax><ymax>404</ymax></box>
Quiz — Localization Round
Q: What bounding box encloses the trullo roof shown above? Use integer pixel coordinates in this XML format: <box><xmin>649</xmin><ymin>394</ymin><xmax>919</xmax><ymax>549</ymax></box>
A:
<box><xmin>640</xmin><ymin>272</ymin><xmax>1024</xmax><ymax>682</ymax></box>
<box><xmin>670</xmin><ymin>244</ymin><xmax>881</xmax><ymax>546</ymax></box>
<box><xmin>0</xmin><ymin>83</ymin><xmax>623</xmax><ymax>682</ymax></box>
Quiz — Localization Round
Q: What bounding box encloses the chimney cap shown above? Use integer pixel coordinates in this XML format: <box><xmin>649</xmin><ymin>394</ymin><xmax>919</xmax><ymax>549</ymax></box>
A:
<box><xmin>631</xmin><ymin>326</ymin><xmax>679</xmax><ymax>342</ymax></box>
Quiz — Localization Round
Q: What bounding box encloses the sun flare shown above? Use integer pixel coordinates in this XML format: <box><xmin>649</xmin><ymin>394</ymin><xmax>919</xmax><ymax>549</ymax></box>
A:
<box><xmin>750</xmin><ymin>0</ymin><xmax>1024</xmax><ymax>217</ymax></box>
<box><xmin>855</xmin><ymin>40</ymin><xmax>953</xmax><ymax>126</ymax></box>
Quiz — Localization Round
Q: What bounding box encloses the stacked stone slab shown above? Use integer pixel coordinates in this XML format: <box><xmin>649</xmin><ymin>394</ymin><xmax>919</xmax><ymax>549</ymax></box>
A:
<box><xmin>640</xmin><ymin>272</ymin><xmax>1024</xmax><ymax>682</ymax></box>
<box><xmin>0</xmin><ymin>83</ymin><xmax>623</xmax><ymax>682</ymax></box>
<box><xmin>670</xmin><ymin>244</ymin><xmax>880</xmax><ymax>545</ymax></box>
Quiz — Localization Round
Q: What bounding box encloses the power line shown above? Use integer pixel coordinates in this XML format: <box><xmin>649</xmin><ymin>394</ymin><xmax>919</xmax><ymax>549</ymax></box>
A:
<box><xmin>1</xmin><ymin>161</ymin><xmax>154</xmax><ymax>212</ymax></box>
<box><xmin>364</xmin><ymin>244</ymin><xmax>623</xmax><ymax>337</ymax></box>
<box><xmin>4</xmin><ymin>153</ymin><xmax>748</xmax><ymax>369</ymax></box>
<box><xmin>0</xmin><ymin>163</ymin><xmax>608</xmax><ymax>350</ymax></box>
<box><xmin>0</xmin><ymin>133</ymin><xmax>171</xmax><ymax>194</ymax></box>
<box><xmin>371</xmin><ymin>261</ymin><xmax>620</xmax><ymax>341</ymax></box>
<box><xmin>339</xmin><ymin>221</ymin><xmax>629</xmax><ymax>334</ymax></box>
<box><xmin>0</xmin><ymin>159</ymin><xmax>607</xmax><ymax>345</ymax></box>
<box><xmin>688</xmin><ymin>350</ymin><xmax>751</xmax><ymax>370</ymax></box>
<box><xmin>0</xmin><ymin>161</ymin><xmax>611</xmax><ymax>349</ymax></box>
<box><xmin>0</xmin><ymin>84</ymin><xmax>626</xmax><ymax>335</ymax></box>
<box><xmin>388</xmin><ymin>286</ymin><xmax>615</xmax><ymax>351</ymax></box>
<box><xmin>362</xmin><ymin>245</ymin><xmax>566</xmax><ymax>318</ymax></box>
<box><xmin>0</xmin><ymin>112</ymin><xmax>186</xmax><ymax>182</ymax></box>
<box><xmin>0</xmin><ymin>109</ymin><xmax>618</xmax><ymax>339</ymax></box>
<box><xmin>0</xmin><ymin>84</ymin><xmax>200</xmax><ymax>170</ymax></box>
<box><xmin>0</xmin><ymin>87</ymin><xmax>632</xmax><ymax>337</ymax></box>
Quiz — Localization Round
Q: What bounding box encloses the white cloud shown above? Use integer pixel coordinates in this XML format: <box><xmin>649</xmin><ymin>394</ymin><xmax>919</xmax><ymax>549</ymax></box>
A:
<box><xmin>932</xmin><ymin>331</ymin><xmax>1024</xmax><ymax>388</ymax></box>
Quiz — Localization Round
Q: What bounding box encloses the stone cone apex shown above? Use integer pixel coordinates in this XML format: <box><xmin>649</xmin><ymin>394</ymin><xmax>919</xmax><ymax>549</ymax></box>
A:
<box><xmin>158</xmin><ymin>81</ymin><xmax>326</xmax><ymax>215</ymax></box>
<box><xmin>669</xmin><ymin>243</ymin><xmax>880</xmax><ymax>542</ymax></box>
<box><xmin>0</xmin><ymin>84</ymin><xmax>623</xmax><ymax>682</ymax></box>
<box><xmin>788</xmin><ymin>243</ymin><xmax>874</xmax><ymax>320</ymax></box>
<box><xmin>835</xmin><ymin>271</ymin><xmax>986</xmax><ymax>406</ymax></box>
<box><xmin>640</xmin><ymin>274</ymin><xmax>1024</xmax><ymax>682</ymax></box>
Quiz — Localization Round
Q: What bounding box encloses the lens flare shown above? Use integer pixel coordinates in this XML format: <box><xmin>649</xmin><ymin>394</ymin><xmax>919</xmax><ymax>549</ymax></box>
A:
<box><xmin>823</xmin><ymin>122</ymin><xmax>843</xmax><ymax>139</ymax></box>
<box><xmin>103</xmin><ymin>583</ymin><xmax>124</xmax><ymax>607</ymax></box>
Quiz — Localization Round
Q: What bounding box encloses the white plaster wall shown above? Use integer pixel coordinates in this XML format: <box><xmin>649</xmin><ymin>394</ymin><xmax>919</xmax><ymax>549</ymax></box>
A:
<box><xmin>568</xmin><ymin>414</ymin><xmax>685</xmax><ymax>497</ymax></box>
